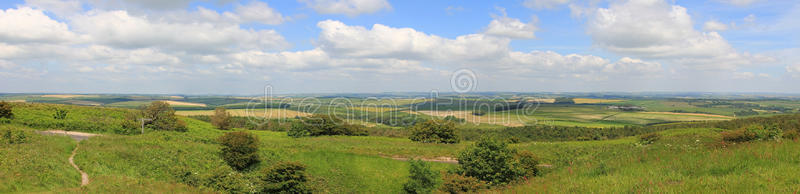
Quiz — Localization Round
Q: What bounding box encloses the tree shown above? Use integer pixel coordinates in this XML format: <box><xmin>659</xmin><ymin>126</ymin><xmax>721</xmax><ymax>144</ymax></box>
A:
<box><xmin>409</xmin><ymin>120</ymin><xmax>460</xmax><ymax>144</ymax></box>
<box><xmin>403</xmin><ymin>159</ymin><xmax>440</xmax><ymax>194</ymax></box>
<box><xmin>287</xmin><ymin>115</ymin><xmax>367</xmax><ymax>137</ymax></box>
<box><xmin>456</xmin><ymin>137</ymin><xmax>524</xmax><ymax>185</ymax></box>
<box><xmin>554</xmin><ymin>97</ymin><xmax>575</xmax><ymax>104</ymax></box>
<box><xmin>0</xmin><ymin>101</ymin><xmax>12</xmax><ymax>119</ymax></box>
<box><xmin>211</xmin><ymin>107</ymin><xmax>232</xmax><ymax>130</ymax></box>
<box><xmin>141</xmin><ymin>101</ymin><xmax>187</xmax><ymax>132</ymax></box>
<box><xmin>53</xmin><ymin>109</ymin><xmax>68</xmax><ymax>120</ymax></box>
<box><xmin>218</xmin><ymin>131</ymin><xmax>260</xmax><ymax>171</ymax></box>
<box><xmin>260</xmin><ymin>161</ymin><xmax>311</xmax><ymax>194</ymax></box>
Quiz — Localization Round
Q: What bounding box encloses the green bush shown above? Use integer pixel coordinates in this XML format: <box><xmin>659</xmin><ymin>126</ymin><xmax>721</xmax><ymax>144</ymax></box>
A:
<box><xmin>515</xmin><ymin>150</ymin><xmax>540</xmax><ymax>177</ymax></box>
<box><xmin>403</xmin><ymin>159</ymin><xmax>440</xmax><ymax>194</ymax></box>
<box><xmin>0</xmin><ymin>101</ymin><xmax>12</xmax><ymax>119</ymax></box>
<box><xmin>211</xmin><ymin>107</ymin><xmax>232</xmax><ymax>130</ymax></box>
<box><xmin>218</xmin><ymin>131</ymin><xmax>260</xmax><ymax>171</ymax></box>
<box><xmin>439</xmin><ymin>173</ymin><xmax>487</xmax><ymax>194</ymax></box>
<box><xmin>783</xmin><ymin>129</ymin><xmax>799</xmax><ymax>140</ymax></box>
<box><xmin>1</xmin><ymin>128</ymin><xmax>28</xmax><ymax>144</ymax></box>
<box><xmin>409</xmin><ymin>120</ymin><xmax>459</xmax><ymax>144</ymax></box>
<box><xmin>287</xmin><ymin>115</ymin><xmax>367</xmax><ymax>138</ymax></box>
<box><xmin>639</xmin><ymin>132</ymin><xmax>661</xmax><ymax>145</ymax></box>
<box><xmin>721</xmin><ymin>129</ymin><xmax>755</xmax><ymax>143</ymax></box>
<box><xmin>471</xmin><ymin>110</ymin><xmax>487</xmax><ymax>116</ymax></box>
<box><xmin>259</xmin><ymin>161</ymin><xmax>311</xmax><ymax>194</ymax></box>
<box><xmin>722</xmin><ymin>125</ymin><xmax>782</xmax><ymax>143</ymax></box>
<box><xmin>141</xmin><ymin>101</ymin><xmax>187</xmax><ymax>132</ymax></box>
<box><xmin>201</xmin><ymin>166</ymin><xmax>255</xmax><ymax>193</ymax></box>
<box><xmin>455</xmin><ymin>137</ymin><xmax>525</xmax><ymax>185</ymax></box>
<box><xmin>443</xmin><ymin>115</ymin><xmax>465</xmax><ymax>123</ymax></box>
<box><xmin>53</xmin><ymin>109</ymin><xmax>68</xmax><ymax>120</ymax></box>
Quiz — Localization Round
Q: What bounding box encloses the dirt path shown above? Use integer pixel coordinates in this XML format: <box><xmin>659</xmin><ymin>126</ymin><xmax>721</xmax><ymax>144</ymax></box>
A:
<box><xmin>37</xmin><ymin>130</ymin><xmax>99</xmax><ymax>187</ymax></box>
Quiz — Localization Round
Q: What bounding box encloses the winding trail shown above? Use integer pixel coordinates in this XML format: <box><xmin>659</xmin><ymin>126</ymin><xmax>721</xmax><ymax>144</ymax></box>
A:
<box><xmin>37</xmin><ymin>130</ymin><xmax>99</xmax><ymax>187</ymax></box>
<box><xmin>69</xmin><ymin>144</ymin><xmax>89</xmax><ymax>186</ymax></box>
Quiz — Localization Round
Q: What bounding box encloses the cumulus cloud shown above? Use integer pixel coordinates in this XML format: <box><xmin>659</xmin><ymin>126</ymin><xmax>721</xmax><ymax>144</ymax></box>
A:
<box><xmin>300</xmin><ymin>0</ymin><xmax>392</xmax><ymax>17</ymax></box>
<box><xmin>523</xmin><ymin>0</ymin><xmax>570</xmax><ymax>10</ymax></box>
<box><xmin>25</xmin><ymin>0</ymin><xmax>83</xmax><ymax>17</ymax></box>
<box><xmin>234</xmin><ymin>1</ymin><xmax>285</xmax><ymax>25</ymax></box>
<box><xmin>587</xmin><ymin>0</ymin><xmax>770</xmax><ymax>70</ymax></box>
<box><xmin>703</xmin><ymin>20</ymin><xmax>729</xmax><ymax>31</ymax></box>
<box><xmin>788</xmin><ymin>65</ymin><xmax>800</xmax><ymax>77</ymax></box>
<box><xmin>0</xmin><ymin>7</ymin><xmax>81</xmax><ymax>44</ymax></box>
<box><xmin>70</xmin><ymin>10</ymin><xmax>289</xmax><ymax>53</ymax></box>
<box><xmin>484</xmin><ymin>8</ymin><xmax>538</xmax><ymax>39</ymax></box>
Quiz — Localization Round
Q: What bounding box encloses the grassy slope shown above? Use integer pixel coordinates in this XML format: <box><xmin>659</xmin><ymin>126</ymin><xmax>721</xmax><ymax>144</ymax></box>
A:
<box><xmin>507</xmin><ymin>128</ymin><xmax>800</xmax><ymax>193</ymax></box>
<box><xmin>0</xmin><ymin>125</ymin><xmax>79</xmax><ymax>193</ymax></box>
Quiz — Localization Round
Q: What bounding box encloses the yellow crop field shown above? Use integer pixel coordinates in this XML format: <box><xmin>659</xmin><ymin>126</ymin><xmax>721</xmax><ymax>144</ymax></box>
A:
<box><xmin>160</xmin><ymin>100</ymin><xmax>207</xmax><ymax>107</ymax></box>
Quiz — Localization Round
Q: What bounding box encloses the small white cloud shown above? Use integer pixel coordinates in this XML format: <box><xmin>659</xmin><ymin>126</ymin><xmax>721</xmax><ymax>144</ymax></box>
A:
<box><xmin>300</xmin><ymin>0</ymin><xmax>392</xmax><ymax>17</ymax></box>
<box><xmin>716</xmin><ymin>0</ymin><xmax>761</xmax><ymax>6</ymax></box>
<box><xmin>703</xmin><ymin>20</ymin><xmax>729</xmax><ymax>31</ymax></box>
<box><xmin>787</xmin><ymin>65</ymin><xmax>800</xmax><ymax>77</ymax></box>
<box><xmin>235</xmin><ymin>1</ymin><xmax>285</xmax><ymax>25</ymax></box>
<box><xmin>484</xmin><ymin>8</ymin><xmax>538</xmax><ymax>39</ymax></box>
<box><xmin>744</xmin><ymin>14</ymin><xmax>756</xmax><ymax>23</ymax></box>
<box><xmin>523</xmin><ymin>0</ymin><xmax>569</xmax><ymax>10</ymax></box>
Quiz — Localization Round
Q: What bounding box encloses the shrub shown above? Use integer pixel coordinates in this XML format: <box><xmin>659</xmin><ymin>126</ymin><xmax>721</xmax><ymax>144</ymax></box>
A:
<box><xmin>721</xmin><ymin>129</ymin><xmax>755</xmax><ymax>143</ymax></box>
<box><xmin>211</xmin><ymin>107</ymin><xmax>232</xmax><ymax>130</ymax></box>
<box><xmin>259</xmin><ymin>161</ymin><xmax>311</xmax><ymax>194</ymax></box>
<box><xmin>218</xmin><ymin>131</ymin><xmax>260</xmax><ymax>171</ymax></box>
<box><xmin>471</xmin><ymin>110</ymin><xmax>487</xmax><ymax>116</ymax></box>
<box><xmin>141</xmin><ymin>101</ymin><xmax>187</xmax><ymax>132</ymax></box>
<box><xmin>409</xmin><ymin>120</ymin><xmax>460</xmax><ymax>144</ymax></box>
<box><xmin>439</xmin><ymin>173</ymin><xmax>487</xmax><ymax>194</ymax></box>
<box><xmin>53</xmin><ymin>109</ymin><xmax>68</xmax><ymax>120</ymax></box>
<box><xmin>0</xmin><ymin>101</ymin><xmax>12</xmax><ymax>119</ymax></box>
<box><xmin>783</xmin><ymin>129</ymin><xmax>799</xmax><ymax>140</ymax></box>
<box><xmin>2</xmin><ymin>128</ymin><xmax>28</xmax><ymax>144</ymax></box>
<box><xmin>117</xmin><ymin>112</ymin><xmax>142</xmax><ymax>135</ymax></box>
<box><xmin>287</xmin><ymin>115</ymin><xmax>367</xmax><ymax>137</ymax></box>
<box><xmin>403</xmin><ymin>159</ymin><xmax>440</xmax><ymax>194</ymax></box>
<box><xmin>456</xmin><ymin>137</ymin><xmax>524</xmax><ymax>185</ymax></box>
<box><xmin>201</xmin><ymin>166</ymin><xmax>254</xmax><ymax>193</ymax></box>
<box><xmin>515</xmin><ymin>150</ymin><xmax>540</xmax><ymax>177</ymax></box>
<box><xmin>639</xmin><ymin>132</ymin><xmax>661</xmax><ymax>145</ymax></box>
<box><xmin>443</xmin><ymin>115</ymin><xmax>465</xmax><ymax>123</ymax></box>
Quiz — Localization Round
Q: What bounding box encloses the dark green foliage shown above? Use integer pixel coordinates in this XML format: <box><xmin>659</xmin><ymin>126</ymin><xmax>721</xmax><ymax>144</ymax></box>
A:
<box><xmin>515</xmin><ymin>150</ymin><xmax>540</xmax><ymax>177</ymax></box>
<box><xmin>721</xmin><ymin>129</ymin><xmax>755</xmax><ymax>142</ymax></box>
<box><xmin>403</xmin><ymin>159</ymin><xmax>440</xmax><ymax>194</ymax></box>
<box><xmin>456</xmin><ymin>137</ymin><xmax>524</xmax><ymax>185</ymax></box>
<box><xmin>460</xmin><ymin>125</ymin><xmax>660</xmax><ymax>143</ymax></box>
<box><xmin>190</xmin><ymin>115</ymin><xmax>295</xmax><ymax>132</ymax></box>
<box><xmin>443</xmin><ymin>115</ymin><xmax>465</xmax><ymax>123</ymax></box>
<box><xmin>259</xmin><ymin>161</ymin><xmax>311</xmax><ymax>194</ymax></box>
<box><xmin>199</xmin><ymin>166</ymin><xmax>254</xmax><ymax>193</ymax></box>
<box><xmin>1</xmin><ymin>128</ymin><xmax>28</xmax><ymax>144</ymax></box>
<box><xmin>53</xmin><ymin>109</ymin><xmax>68</xmax><ymax>120</ymax></box>
<box><xmin>141</xmin><ymin>101</ymin><xmax>187</xmax><ymax>132</ymax></box>
<box><xmin>783</xmin><ymin>129</ymin><xmax>799</xmax><ymax>140</ymax></box>
<box><xmin>639</xmin><ymin>132</ymin><xmax>661</xmax><ymax>145</ymax></box>
<box><xmin>439</xmin><ymin>173</ymin><xmax>487</xmax><ymax>194</ymax></box>
<box><xmin>409</xmin><ymin>120</ymin><xmax>459</xmax><ymax>144</ymax></box>
<box><xmin>734</xmin><ymin>110</ymin><xmax>759</xmax><ymax>116</ymax></box>
<box><xmin>471</xmin><ymin>110</ymin><xmax>487</xmax><ymax>116</ymax></box>
<box><xmin>554</xmin><ymin>97</ymin><xmax>575</xmax><ymax>104</ymax></box>
<box><xmin>287</xmin><ymin>115</ymin><xmax>367</xmax><ymax>138</ymax></box>
<box><xmin>211</xmin><ymin>107</ymin><xmax>232</xmax><ymax>130</ymax></box>
<box><xmin>218</xmin><ymin>131</ymin><xmax>260</xmax><ymax>171</ymax></box>
<box><xmin>721</xmin><ymin>125</ymin><xmax>781</xmax><ymax>143</ymax></box>
<box><xmin>0</xmin><ymin>101</ymin><xmax>13</xmax><ymax>119</ymax></box>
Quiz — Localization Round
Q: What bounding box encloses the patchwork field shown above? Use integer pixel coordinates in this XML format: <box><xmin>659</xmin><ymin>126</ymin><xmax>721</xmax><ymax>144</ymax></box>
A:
<box><xmin>176</xmin><ymin>108</ymin><xmax>311</xmax><ymax>118</ymax></box>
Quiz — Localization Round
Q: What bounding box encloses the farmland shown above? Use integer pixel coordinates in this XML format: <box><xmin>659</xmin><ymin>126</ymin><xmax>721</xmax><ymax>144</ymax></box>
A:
<box><xmin>2</xmin><ymin>93</ymin><xmax>800</xmax><ymax>193</ymax></box>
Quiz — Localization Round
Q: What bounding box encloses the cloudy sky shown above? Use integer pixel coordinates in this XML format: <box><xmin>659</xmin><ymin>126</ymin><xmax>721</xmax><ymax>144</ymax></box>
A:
<box><xmin>0</xmin><ymin>0</ymin><xmax>798</xmax><ymax>94</ymax></box>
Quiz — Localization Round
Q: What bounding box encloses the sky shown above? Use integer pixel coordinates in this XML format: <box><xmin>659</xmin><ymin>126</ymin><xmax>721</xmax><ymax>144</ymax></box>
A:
<box><xmin>0</xmin><ymin>0</ymin><xmax>799</xmax><ymax>95</ymax></box>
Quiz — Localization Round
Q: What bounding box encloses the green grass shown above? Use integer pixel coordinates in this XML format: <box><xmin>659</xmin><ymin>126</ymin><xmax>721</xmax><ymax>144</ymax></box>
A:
<box><xmin>0</xmin><ymin>125</ymin><xmax>80</xmax><ymax>193</ymax></box>
<box><xmin>9</xmin><ymin>102</ymin><xmax>132</xmax><ymax>133</ymax></box>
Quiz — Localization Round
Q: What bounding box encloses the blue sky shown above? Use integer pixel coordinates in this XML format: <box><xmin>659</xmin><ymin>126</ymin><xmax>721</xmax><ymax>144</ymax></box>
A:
<box><xmin>0</xmin><ymin>0</ymin><xmax>798</xmax><ymax>94</ymax></box>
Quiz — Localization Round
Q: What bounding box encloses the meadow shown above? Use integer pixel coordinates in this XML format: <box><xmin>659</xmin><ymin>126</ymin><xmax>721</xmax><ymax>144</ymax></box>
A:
<box><xmin>1</xmin><ymin>94</ymin><xmax>800</xmax><ymax>193</ymax></box>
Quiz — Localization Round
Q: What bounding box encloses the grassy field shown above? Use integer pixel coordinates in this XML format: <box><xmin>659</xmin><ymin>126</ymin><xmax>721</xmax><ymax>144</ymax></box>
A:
<box><xmin>0</xmin><ymin>125</ymin><xmax>80</xmax><ymax>193</ymax></box>
<box><xmin>176</xmin><ymin>108</ymin><xmax>310</xmax><ymax>118</ymax></box>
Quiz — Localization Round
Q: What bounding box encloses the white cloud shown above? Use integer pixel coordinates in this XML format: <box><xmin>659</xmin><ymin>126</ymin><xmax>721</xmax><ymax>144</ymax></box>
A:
<box><xmin>86</xmin><ymin>0</ymin><xmax>195</xmax><ymax>11</ymax></box>
<box><xmin>744</xmin><ymin>14</ymin><xmax>756</xmax><ymax>23</ymax></box>
<box><xmin>25</xmin><ymin>0</ymin><xmax>83</xmax><ymax>17</ymax></box>
<box><xmin>703</xmin><ymin>20</ymin><xmax>729</xmax><ymax>31</ymax></box>
<box><xmin>716</xmin><ymin>0</ymin><xmax>761</xmax><ymax>6</ymax></box>
<box><xmin>70</xmin><ymin>10</ymin><xmax>289</xmax><ymax>53</ymax></box>
<box><xmin>733</xmin><ymin>72</ymin><xmax>755</xmax><ymax>79</ymax></box>
<box><xmin>524</xmin><ymin>0</ymin><xmax>570</xmax><ymax>10</ymax></box>
<box><xmin>587</xmin><ymin>0</ymin><xmax>770</xmax><ymax>70</ymax></box>
<box><xmin>788</xmin><ymin>65</ymin><xmax>800</xmax><ymax>77</ymax></box>
<box><xmin>316</xmin><ymin>20</ymin><xmax>509</xmax><ymax>61</ymax></box>
<box><xmin>602</xmin><ymin>57</ymin><xmax>663</xmax><ymax>74</ymax></box>
<box><xmin>0</xmin><ymin>7</ymin><xmax>81</xmax><ymax>44</ymax></box>
<box><xmin>235</xmin><ymin>1</ymin><xmax>285</xmax><ymax>25</ymax></box>
<box><xmin>300</xmin><ymin>0</ymin><xmax>391</xmax><ymax>17</ymax></box>
<box><xmin>484</xmin><ymin>9</ymin><xmax>538</xmax><ymax>39</ymax></box>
